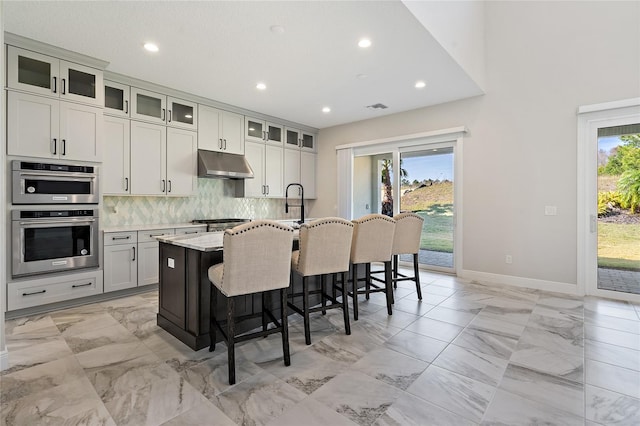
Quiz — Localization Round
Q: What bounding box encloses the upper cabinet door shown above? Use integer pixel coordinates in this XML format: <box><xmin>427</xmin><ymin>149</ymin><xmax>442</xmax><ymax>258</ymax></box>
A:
<box><xmin>104</xmin><ymin>80</ymin><xmax>130</xmax><ymax>117</ymax></box>
<box><xmin>59</xmin><ymin>101</ymin><xmax>103</xmax><ymax>162</ymax></box>
<box><xmin>300</xmin><ymin>131</ymin><xmax>316</xmax><ymax>152</ymax></box>
<box><xmin>245</xmin><ymin>117</ymin><xmax>266</xmax><ymax>143</ymax></box>
<box><xmin>167</xmin><ymin>97</ymin><xmax>197</xmax><ymax>130</ymax></box>
<box><xmin>266</xmin><ymin>122</ymin><xmax>283</xmax><ymax>145</ymax></box>
<box><xmin>8</xmin><ymin>46</ymin><xmax>60</xmax><ymax>98</ymax></box>
<box><xmin>198</xmin><ymin>104</ymin><xmax>222</xmax><ymax>152</ymax></box>
<box><xmin>285</xmin><ymin>128</ymin><xmax>301</xmax><ymax>149</ymax></box>
<box><xmin>7</xmin><ymin>91</ymin><xmax>60</xmax><ymax>159</ymax></box>
<box><xmin>131</xmin><ymin>87</ymin><xmax>167</xmax><ymax>125</ymax></box>
<box><xmin>59</xmin><ymin>61</ymin><xmax>104</xmax><ymax>106</ymax></box>
<box><xmin>221</xmin><ymin>111</ymin><xmax>244</xmax><ymax>154</ymax></box>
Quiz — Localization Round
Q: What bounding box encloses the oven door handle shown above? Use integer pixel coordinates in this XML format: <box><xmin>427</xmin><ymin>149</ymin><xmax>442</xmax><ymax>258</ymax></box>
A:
<box><xmin>17</xmin><ymin>172</ymin><xmax>96</xmax><ymax>181</ymax></box>
<box><xmin>19</xmin><ymin>219</ymin><xmax>96</xmax><ymax>226</ymax></box>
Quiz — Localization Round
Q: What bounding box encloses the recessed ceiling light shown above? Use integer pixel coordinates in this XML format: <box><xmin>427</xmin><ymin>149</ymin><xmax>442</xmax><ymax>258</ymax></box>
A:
<box><xmin>270</xmin><ymin>25</ymin><xmax>285</xmax><ymax>34</ymax></box>
<box><xmin>322</xmin><ymin>107</ymin><xmax>331</xmax><ymax>113</ymax></box>
<box><xmin>415</xmin><ymin>81</ymin><xmax>426</xmax><ymax>89</ymax></box>
<box><xmin>358</xmin><ymin>38</ymin><xmax>372</xmax><ymax>48</ymax></box>
<box><xmin>143</xmin><ymin>42</ymin><xmax>159</xmax><ymax>52</ymax></box>
<box><xmin>356</xmin><ymin>73</ymin><xmax>368</xmax><ymax>80</ymax></box>
<box><xmin>256</xmin><ymin>82</ymin><xmax>267</xmax><ymax>90</ymax></box>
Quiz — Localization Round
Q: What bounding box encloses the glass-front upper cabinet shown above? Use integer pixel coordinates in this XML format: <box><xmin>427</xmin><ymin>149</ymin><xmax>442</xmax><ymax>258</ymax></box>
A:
<box><xmin>167</xmin><ymin>97</ymin><xmax>197</xmax><ymax>130</ymax></box>
<box><xmin>245</xmin><ymin>117</ymin><xmax>282</xmax><ymax>144</ymax></box>
<box><xmin>301</xmin><ymin>131</ymin><xmax>316</xmax><ymax>152</ymax></box>
<box><xmin>130</xmin><ymin>87</ymin><xmax>167</xmax><ymax>125</ymax></box>
<box><xmin>7</xmin><ymin>46</ymin><xmax>104</xmax><ymax>107</ymax></box>
<box><xmin>284</xmin><ymin>128</ymin><xmax>315</xmax><ymax>152</ymax></box>
<box><xmin>104</xmin><ymin>81</ymin><xmax>130</xmax><ymax>117</ymax></box>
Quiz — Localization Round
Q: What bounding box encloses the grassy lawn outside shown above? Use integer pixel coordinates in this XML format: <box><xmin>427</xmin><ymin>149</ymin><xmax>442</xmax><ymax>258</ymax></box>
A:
<box><xmin>598</xmin><ymin>222</ymin><xmax>640</xmax><ymax>271</ymax></box>
<box><xmin>415</xmin><ymin>205</ymin><xmax>454</xmax><ymax>253</ymax></box>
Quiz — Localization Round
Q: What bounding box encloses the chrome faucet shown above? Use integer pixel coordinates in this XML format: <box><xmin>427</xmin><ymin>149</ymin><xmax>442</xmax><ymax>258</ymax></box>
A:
<box><xmin>285</xmin><ymin>183</ymin><xmax>305</xmax><ymax>224</ymax></box>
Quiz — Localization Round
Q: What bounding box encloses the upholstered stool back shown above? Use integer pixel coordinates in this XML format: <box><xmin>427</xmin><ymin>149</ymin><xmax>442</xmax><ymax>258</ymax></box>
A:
<box><xmin>208</xmin><ymin>220</ymin><xmax>294</xmax><ymax>297</ymax></box>
<box><xmin>350</xmin><ymin>214</ymin><xmax>396</xmax><ymax>264</ymax></box>
<box><xmin>392</xmin><ymin>212</ymin><xmax>424</xmax><ymax>255</ymax></box>
<box><xmin>293</xmin><ymin>217</ymin><xmax>354</xmax><ymax>277</ymax></box>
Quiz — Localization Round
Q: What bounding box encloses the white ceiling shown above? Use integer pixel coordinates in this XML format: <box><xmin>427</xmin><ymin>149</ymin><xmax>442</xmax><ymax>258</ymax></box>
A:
<box><xmin>3</xmin><ymin>1</ymin><xmax>483</xmax><ymax>130</ymax></box>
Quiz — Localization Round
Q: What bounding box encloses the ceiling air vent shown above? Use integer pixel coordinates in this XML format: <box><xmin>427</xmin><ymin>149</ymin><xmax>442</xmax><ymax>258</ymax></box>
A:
<box><xmin>366</xmin><ymin>103</ymin><xmax>388</xmax><ymax>110</ymax></box>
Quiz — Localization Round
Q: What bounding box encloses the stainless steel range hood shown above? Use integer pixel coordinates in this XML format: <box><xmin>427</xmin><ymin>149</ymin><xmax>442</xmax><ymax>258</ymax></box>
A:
<box><xmin>197</xmin><ymin>149</ymin><xmax>254</xmax><ymax>179</ymax></box>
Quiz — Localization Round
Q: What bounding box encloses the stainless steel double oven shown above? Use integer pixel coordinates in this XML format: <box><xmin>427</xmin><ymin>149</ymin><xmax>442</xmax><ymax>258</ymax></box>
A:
<box><xmin>11</xmin><ymin>160</ymin><xmax>100</xmax><ymax>278</ymax></box>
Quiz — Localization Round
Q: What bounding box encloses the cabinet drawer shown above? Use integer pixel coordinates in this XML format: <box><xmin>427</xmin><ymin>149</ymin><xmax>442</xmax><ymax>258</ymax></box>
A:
<box><xmin>175</xmin><ymin>226</ymin><xmax>207</xmax><ymax>235</ymax></box>
<box><xmin>138</xmin><ymin>228</ymin><xmax>175</xmax><ymax>243</ymax></box>
<box><xmin>8</xmin><ymin>271</ymin><xmax>102</xmax><ymax>311</ymax></box>
<box><xmin>104</xmin><ymin>231</ymin><xmax>137</xmax><ymax>246</ymax></box>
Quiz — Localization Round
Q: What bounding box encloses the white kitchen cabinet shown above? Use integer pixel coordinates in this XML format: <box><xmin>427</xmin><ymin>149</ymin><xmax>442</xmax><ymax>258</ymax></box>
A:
<box><xmin>243</xmin><ymin>141</ymin><xmax>283</xmax><ymax>197</ymax></box>
<box><xmin>7</xmin><ymin>91</ymin><xmax>102</xmax><ymax>161</ymax></box>
<box><xmin>283</xmin><ymin>147</ymin><xmax>317</xmax><ymax>199</ymax></box>
<box><xmin>104</xmin><ymin>80</ymin><xmax>130</xmax><ymax>117</ymax></box>
<box><xmin>137</xmin><ymin>229</ymin><xmax>174</xmax><ymax>286</ymax></box>
<box><xmin>300</xmin><ymin>150</ymin><xmax>317</xmax><ymax>199</ymax></box>
<box><xmin>103</xmin><ymin>232</ymin><xmax>138</xmax><ymax>293</ymax></box>
<box><xmin>130</xmin><ymin>87</ymin><xmax>197</xmax><ymax>130</ymax></box>
<box><xmin>7</xmin><ymin>46</ymin><xmax>104</xmax><ymax>107</ymax></box>
<box><xmin>285</xmin><ymin>127</ymin><xmax>316</xmax><ymax>152</ymax></box>
<box><xmin>245</xmin><ymin>117</ymin><xmax>283</xmax><ymax>145</ymax></box>
<box><xmin>166</xmin><ymin>127</ymin><xmax>198</xmax><ymax>196</ymax></box>
<box><xmin>103</xmin><ymin>116</ymin><xmax>131</xmax><ymax>195</ymax></box>
<box><xmin>198</xmin><ymin>104</ymin><xmax>244</xmax><ymax>154</ymax></box>
<box><xmin>130</xmin><ymin>121</ymin><xmax>166</xmax><ymax>196</ymax></box>
<box><xmin>130</xmin><ymin>121</ymin><xmax>197</xmax><ymax>196</ymax></box>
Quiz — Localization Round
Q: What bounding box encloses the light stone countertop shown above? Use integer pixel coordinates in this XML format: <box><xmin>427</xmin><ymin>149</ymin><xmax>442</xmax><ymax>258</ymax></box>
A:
<box><xmin>102</xmin><ymin>223</ymin><xmax>208</xmax><ymax>233</ymax></box>
<box><xmin>155</xmin><ymin>232</ymin><xmax>226</xmax><ymax>252</ymax></box>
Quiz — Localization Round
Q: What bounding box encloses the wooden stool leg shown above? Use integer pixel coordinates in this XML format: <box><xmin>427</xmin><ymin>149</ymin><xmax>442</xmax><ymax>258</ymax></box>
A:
<box><xmin>385</xmin><ymin>261</ymin><xmax>393</xmax><ymax>315</ymax></box>
<box><xmin>332</xmin><ymin>273</ymin><xmax>337</xmax><ymax>301</ymax></box>
<box><xmin>227</xmin><ymin>296</ymin><xmax>236</xmax><ymax>385</ymax></box>
<box><xmin>365</xmin><ymin>263</ymin><xmax>371</xmax><ymax>300</ymax></box>
<box><xmin>321</xmin><ymin>274</ymin><xmax>327</xmax><ymax>315</ymax></box>
<box><xmin>262</xmin><ymin>292</ymin><xmax>268</xmax><ymax>333</ymax></box>
<box><xmin>281</xmin><ymin>287</ymin><xmax>291</xmax><ymax>366</ymax></box>
<box><xmin>209</xmin><ymin>285</ymin><xmax>217</xmax><ymax>352</ymax></box>
<box><xmin>351</xmin><ymin>264</ymin><xmax>359</xmax><ymax>321</ymax></box>
<box><xmin>303</xmin><ymin>276</ymin><xmax>311</xmax><ymax>345</ymax></box>
<box><xmin>393</xmin><ymin>255</ymin><xmax>399</xmax><ymax>289</ymax></box>
<box><xmin>341</xmin><ymin>271</ymin><xmax>351</xmax><ymax>335</ymax></box>
<box><xmin>413</xmin><ymin>253</ymin><xmax>422</xmax><ymax>300</ymax></box>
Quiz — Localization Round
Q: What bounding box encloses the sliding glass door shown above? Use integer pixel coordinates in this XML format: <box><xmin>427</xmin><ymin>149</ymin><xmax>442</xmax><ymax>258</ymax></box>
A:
<box><xmin>400</xmin><ymin>148</ymin><xmax>455</xmax><ymax>270</ymax></box>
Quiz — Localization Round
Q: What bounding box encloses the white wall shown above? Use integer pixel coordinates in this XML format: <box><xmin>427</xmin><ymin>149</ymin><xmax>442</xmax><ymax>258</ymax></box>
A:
<box><xmin>312</xmin><ymin>1</ymin><xmax>640</xmax><ymax>289</ymax></box>
<box><xmin>403</xmin><ymin>0</ymin><xmax>486</xmax><ymax>89</ymax></box>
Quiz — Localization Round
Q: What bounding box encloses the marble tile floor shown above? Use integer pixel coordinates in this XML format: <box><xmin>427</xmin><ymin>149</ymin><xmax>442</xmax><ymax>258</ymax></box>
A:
<box><xmin>2</xmin><ymin>270</ymin><xmax>640</xmax><ymax>426</ymax></box>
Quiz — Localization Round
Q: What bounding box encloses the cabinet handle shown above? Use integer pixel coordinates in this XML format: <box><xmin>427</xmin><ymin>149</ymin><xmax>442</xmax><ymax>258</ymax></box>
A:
<box><xmin>62</xmin><ymin>79</ymin><xmax>66</xmax><ymax>95</ymax></box>
<box><xmin>162</xmin><ymin>179</ymin><xmax>166</xmax><ymax>192</ymax></box>
<box><xmin>299</xmin><ymin>138</ymin><xmax>302</xmax><ymax>147</ymax></box>
<box><xmin>168</xmin><ymin>180</ymin><xmax>172</xmax><ymax>193</ymax></box>
<box><xmin>52</xmin><ymin>138</ymin><xmax>57</xmax><ymax>155</ymax></box>
<box><xmin>125</xmin><ymin>177</ymin><xmax>129</xmax><ymax>191</ymax></box>
<box><xmin>132</xmin><ymin>246</ymin><xmax>136</xmax><ymax>261</ymax></box>
<box><xmin>23</xmin><ymin>289</ymin><xmax>46</xmax><ymax>296</ymax></box>
<box><xmin>262</xmin><ymin>131</ymin><xmax>266</xmax><ymax>141</ymax></box>
<box><xmin>219</xmin><ymin>138</ymin><xmax>223</xmax><ymax>150</ymax></box>
<box><xmin>168</xmin><ymin>110</ymin><xmax>172</xmax><ymax>122</ymax></box>
<box><xmin>266</xmin><ymin>131</ymin><xmax>270</xmax><ymax>141</ymax></box>
<box><xmin>125</xmin><ymin>100</ymin><xmax>128</xmax><ymax>114</ymax></box>
<box><xmin>72</xmin><ymin>282</ymin><xmax>92</xmax><ymax>289</ymax></box>
<box><xmin>61</xmin><ymin>139</ymin><xmax>66</xmax><ymax>156</ymax></box>
<box><xmin>162</xmin><ymin>109</ymin><xmax>166</xmax><ymax>121</ymax></box>
<box><xmin>182</xmin><ymin>231</ymin><xmax>198</xmax><ymax>234</ymax></box>
<box><xmin>149</xmin><ymin>233</ymin><xmax>166</xmax><ymax>237</ymax></box>
<box><xmin>261</xmin><ymin>185</ymin><xmax>265</xmax><ymax>195</ymax></box>
<box><xmin>52</xmin><ymin>77</ymin><xmax>57</xmax><ymax>94</ymax></box>
<box><xmin>111</xmin><ymin>235</ymin><xmax>131</xmax><ymax>240</ymax></box>
<box><xmin>266</xmin><ymin>185</ymin><xmax>269</xmax><ymax>195</ymax></box>
<box><xmin>223</xmin><ymin>139</ymin><xmax>227</xmax><ymax>150</ymax></box>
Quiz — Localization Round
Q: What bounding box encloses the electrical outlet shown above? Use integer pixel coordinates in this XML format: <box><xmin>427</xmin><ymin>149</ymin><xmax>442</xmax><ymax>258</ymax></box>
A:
<box><xmin>545</xmin><ymin>205</ymin><xmax>557</xmax><ymax>216</ymax></box>
<box><xmin>505</xmin><ymin>255</ymin><xmax>512</xmax><ymax>264</ymax></box>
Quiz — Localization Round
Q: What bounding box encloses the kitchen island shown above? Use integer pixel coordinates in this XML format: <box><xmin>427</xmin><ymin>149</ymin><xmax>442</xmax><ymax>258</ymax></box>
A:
<box><xmin>155</xmin><ymin>231</ymin><xmax>299</xmax><ymax>350</ymax></box>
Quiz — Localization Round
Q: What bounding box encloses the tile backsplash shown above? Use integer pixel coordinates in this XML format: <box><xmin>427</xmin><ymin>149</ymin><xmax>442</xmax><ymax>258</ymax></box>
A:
<box><xmin>101</xmin><ymin>178</ymin><xmax>307</xmax><ymax>227</ymax></box>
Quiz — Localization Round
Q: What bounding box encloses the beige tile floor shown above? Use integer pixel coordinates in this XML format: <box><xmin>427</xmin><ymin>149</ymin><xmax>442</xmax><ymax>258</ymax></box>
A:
<box><xmin>1</xmin><ymin>270</ymin><xmax>639</xmax><ymax>425</ymax></box>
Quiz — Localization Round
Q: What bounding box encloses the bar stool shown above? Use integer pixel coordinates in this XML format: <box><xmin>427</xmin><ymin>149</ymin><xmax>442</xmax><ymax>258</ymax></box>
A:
<box><xmin>349</xmin><ymin>214</ymin><xmax>396</xmax><ymax>320</ymax></box>
<box><xmin>390</xmin><ymin>212</ymin><xmax>424</xmax><ymax>299</ymax></box>
<box><xmin>208</xmin><ymin>220</ymin><xmax>294</xmax><ymax>385</ymax></box>
<box><xmin>289</xmin><ymin>217</ymin><xmax>354</xmax><ymax>345</ymax></box>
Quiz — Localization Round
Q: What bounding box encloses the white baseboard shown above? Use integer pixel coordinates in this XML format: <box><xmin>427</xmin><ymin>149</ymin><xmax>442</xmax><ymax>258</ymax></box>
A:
<box><xmin>0</xmin><ymin>349</ymin><xmax>8</xmax><ymax>372</ymax></box>
<box><xmin>459</xmin><ymin>269</ymin><xmax>579</xmax><ymax>296</ymax></box>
